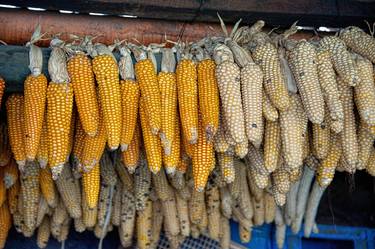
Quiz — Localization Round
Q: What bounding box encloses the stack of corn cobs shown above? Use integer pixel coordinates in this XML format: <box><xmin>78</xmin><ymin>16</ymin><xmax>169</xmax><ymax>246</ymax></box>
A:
<box><xmin>0</xmin><ymin>16</ymin><xmax>374</xmax><ymax>249</ymax></box>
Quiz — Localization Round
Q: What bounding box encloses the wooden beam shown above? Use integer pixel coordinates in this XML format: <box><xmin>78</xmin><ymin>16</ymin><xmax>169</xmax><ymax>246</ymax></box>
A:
<box><xmin>1</xmin><ymin>0</ymin><xmax>374</xmax><ymax>28</ymax></box>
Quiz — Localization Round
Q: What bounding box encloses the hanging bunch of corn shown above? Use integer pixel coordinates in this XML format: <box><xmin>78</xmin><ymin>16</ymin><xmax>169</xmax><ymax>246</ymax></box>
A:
<box><xmin>47</xmin><ymin>39</ymin><xmax>74</xmax><ymax>179</ymax></box>
<box><xmin>24</xmin><ymin>25</ymin><xmax>48</xmax><ymax>161</ymax></box>
<box><xmin>90</xmin><ymin>43</ymin><xmax>122</xmax><ymax>150</ymax></box>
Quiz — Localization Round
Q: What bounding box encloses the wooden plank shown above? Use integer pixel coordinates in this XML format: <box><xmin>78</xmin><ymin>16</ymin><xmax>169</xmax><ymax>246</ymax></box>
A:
<box><xmin>1</xmin><ymin>0</ymin><xmax>374</xmax><ymax>28</ymax></box>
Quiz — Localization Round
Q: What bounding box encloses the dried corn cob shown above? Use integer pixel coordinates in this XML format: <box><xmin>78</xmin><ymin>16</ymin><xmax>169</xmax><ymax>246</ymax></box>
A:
<box><xmin>213</xmin><ymin>115</ymin><xmax>230</xmax><ymax>153</ymax></box>
<box><xmin>91</xmin><ymin>44</ymin><xmax>122</xmax><ymax>149</ymax></box>
<box><xmin>21</xmin><ymin>161</ymin><xmax>40</xmax><ymax>229</ymax></box>
<box><xmin>312</xmin><ymin>111</ymin><xmax>331</xmax><ymax>160</ymax></box>
<box><xmin>304</xmin><ymin>180</ymin><xmax>326</xmax><ymax>238</ymax></box>
<box><xmin>24</xmin><ymin>39</ymin><xmax>48</xmax><ymax>161</ymax></box>
<box><xmin>317</xmin><ymin>134</ymin><xmax>342</xmax><ymax>187</ymax></box>
<box><xmin>189</xmin><ymin>188</ymin><xmax>205</xmax><ymax>224</ymax></box>
<box><xmin>163</xmin><ymin>118</ymin><xmax>180</xmax><ymax>174</ymax></box>
<box><xmin>214</xmin><ymin>44</ymin><xmax>246</xmax><ymax>143</ymax></box>
<box><xmin>55</xmin><ymin>164</ymin><xmax>82</xmax><ymax>219</ymax></box>
<box><xmin>133</xmin><ymin>47</ymin><xmax>161</xmax><ymax>135</ymax></box>
<box><xmin>37</xmin><ymin>216</ymin><xmax>50</xmax><ymax>249</ymax></box>
<box><xmin>115</xmin><ymin>156</ymin><xmax>134</xmax><ymax>192</ymax></box>
<box><xmin>82</xmin><ymin>162</ymin><xmax>100</xmax><ymax>209</ymax></box>
<box><xmin>152</xmin><ymin>169</ymin><xmax>174</xmax><ymax>202</ymax></box>
<box><xmin>161</xmin><ymin>194</ymin><xmax>180</xmax><ymax>236</ymax></box>
<box><xmin>220</xmin><ymin>186</ymin><xmax>232</xmax><ymax>218</ymax></box>
<box><xmin>82</xmin><ymin>189</ymin><xmax>97</xmax><ymax>228</ymax></box>
<box><xmin>149</xmin><ymin>199</ymin><xmax>163</xmax><ymax>248</ymax></box>
<box><xmin>111</xmin><ymin>181</ymin><xmax>122</xmax><ymax>227</ymax></box>
<box><xmin>57</xmin><ymin>217</ymin><xmax>71</xmax><ymax>243</ymax></box>
<box><xmin>100</xmin><ymin>152</ymin><xmax>117</xmax><ymax>186</ymax></box>
<box><xmin>229</xmin><ymin>161</ymin><xmax>241</xmax><ymax>200</ymax></box>
<box><xmin>7</xmin><ymin>178</ymin><xmax>19</xmax><ymax>214</ymax></box>
<box><xmin>247</xmin><ymin>163</ymin><xmax>270</xmax><ymax>190</ymax></box>
<box><xmin>39</xmin><ymin>167</ymin><xmax>58</xmax><ymax>208</ymax></box>
<box><xmin>35</xmin><ymin>196</ymin><xmax>49</xmax><ymax>227</ymax></box>
<box><xmin>206</xmin><ymin>184</ymin><xmax>221</xmax><ymax>240</ymax></box>
<box><xmin>357</xmin><ymin>122</ymin><xmax>375</xmax><ymax>170</ymax></box>
<box><xmin>6</xmin><ymin>94</ymin><xmax>26</xmax><ymax>169</ymax></box>
<box><xmin>264</xmin><ymin>191</ymin><xmax>276</xmax><ymax>223</ymax></box>
<box><xmin>0</xmin><ymin>203</ymin><xmax>11</xmax><ymax>249</ymax></box>
<box><xmin>238</xmin><ymin>164</ymin><xmax>254</xmax><ymax>220</ymax></box>
<box><xmin>248</xmin><ymin>174</ymin><xmax>264</xmax><ymax>202</ymax></box>
<box><xmin>122</xmin><ymin>124</ymin><xmax>141</xmax><ymax>173</ymax></box>
<box><xmin>316</xmin><ymin>48</ymin><xmax>344</xmax><ymax>133</ymax></box>
<box><xmin>340</xmin><ymin>26</ymin><xmax>375</xmax><ymax>63</ymax></box>
<box><xmin>97</xmin><ymin>182</ymin><xmax>112</xmax><ymax>228</ymax></box>
<box><xmin>262</xmin><ymin>92</ymin><xmax>279</xmax><ymax>122</ymax></box>
<box><xmin>37</xmin><ymin>118</ymin><xmax>48</xmax><ymax>168</ymax></box>
<box><xmin>119</xmin><ymin>188</ymin><xmax>136</xmax><ymax>248</ymax></box>
<box><xmin>136</xmin><ymin>199</ymin><xmax>153</xmax><ymax>249</ymax></box>
<box><xmin>320</xmin><ymin>36</ymin><xmax>360</xmax><ymax>86</ymax></box>
<box><xmin>47</xmin><ymin>43</ymin><xmax>73</xmax><ymax>178</ymax></box>
<box><xmin>220</xmin><ymin>217</ymin><xmax>231</xmax><ymax>249</ymax></box>
<box><xmin>175</xmin><ymin>191</ymin><xmax>190</xmax><ymax>237</ymax></box>
<box><xmin>197</xmin><ymin>194</ymin><xmax>208</xmax><ymax>233</ymax></box>
<box><xmin>3</xmin><ymin>159</ymin><xmax>18</xmax><ymax>189</ymax></box>
<box><xmin>354</xmin><ymin>55</ymin><xmax>375</xmax><ymax>125</ymax></box>
<box><xmin>264</xmin><ymin>120</ymin><xmax>281</xmax><ymax>173</ymax></box>
<box><xmin>134</xmin><ymin>161</ymin><xmax>151</xmax><ymax>211</ymax></box>
<box><xmin>272</xmin><ymin>164</ymin><xmax>291</xmax><ymax>194</ymax></box>
<box><xmin>338</xmin><ymin>77</ymin><xmax>358</xmax><ymax>169</ymax></box>
<box><xmin>0</xmin><ymin>123</ymin><xmax>11</xmax><ymax>167</ymax></box>
<box><xmin>217</xmin><ymin>152</ymin><xmax>235</xmax><ymax>184</ymax></box>
<box><xmin>246</xmin><ymin>144</ymin><xmax>268</xmax><ymax>175</ymax></box>
<box><xmin>68</xmin><ymin>51</ymin><xmax>99</xmax><ymax>136</ymax></box>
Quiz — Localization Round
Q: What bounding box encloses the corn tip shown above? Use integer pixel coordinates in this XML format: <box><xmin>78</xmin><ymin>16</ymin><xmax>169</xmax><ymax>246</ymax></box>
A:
<box><xmin>120</xmin><ymin>144</ymin><xmax>129</xmax><ymax>152</ymax></box>
<box><xmin>165</xmin><ymin>167</ymin><xmax>176</xmax><ymax>175</ymax></box>
<box><xmin>38</xmin><ymin>159</ymin><xmax>48</xmax><ymax>169</ymax></box>
<box><xmin>126</xmin><ymin>165</ymin><xmax>136</xmax><ymax>174</ymax></box>
<box><xmin>51</xmin><ymin>164</ymin><xmax>64</xmax><ymax>180</ymax></box>
<box><xmin>109</xmin><ymin>145</ymin><xmax>119</xmax><ymax>151</ymax></box>
<box><xmin>150</xmin><ymin>167</ymin><xmax>160</xmax><ymax>174</ymax></box>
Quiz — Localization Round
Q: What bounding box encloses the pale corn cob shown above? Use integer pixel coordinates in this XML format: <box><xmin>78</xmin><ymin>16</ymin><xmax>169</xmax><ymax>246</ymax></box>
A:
<box><xmin>134</xmin><ymin>161</ymin><xmax>151</xmax><ymax>211</ymax></box>
<box><xmin>340</xmin><ymin>26</ymin><xmax>375</xmax><ymax>63</ymax></box>
<box><xmin>249</xmin><ymin>32</ymin><xmax>290</xmax><ymax>111</ymax></box>
<box><xmin>238</xmin><ymin>164</ymin><xmax>254</xmax><ymax>220</ymax></box>
<box><xmin>235</xmin><ymin>139</ymin><xmax>248</xmax><ymax>159</ymax></box>
<box><xmin>168</xmin><ymin>168</ymin><xmax>186</xmax><ymax>190</ymax></box>
<box><xmin>57</xmin><ymin>217</ymin><xmax>70</xmax><ymax>243</ymax></box>
<box><xmin>119</xmin><ymin>188</ymin><xmax>136</xmax><ymax>248</ymax></box>
<box><xmin>205</xmin><ymin>184</ymin><xmax>221</xmax><ymax>240</ymax></box>
<box><xmin>289</xmin><ymin>166</ymin><xmax>302</xmax><ymax>183</ymax></box>
<box><xmin>176</xmin><ymin>191</ymin><xmax>190</xmax><ymax>237</ymax></box>
<box><xmin>133</xmin><ymin>47</ymin><xmax>161</xmax><ymax>135</ymax></box>
<box><xmin>122</xmin><ymin>124</ymin><xmax>141</xmax><ymax>173</ymax></box>
<box><xmin>13</xmin><ymin>188</ymin><xmax>24</xmax><ymax>232</ymax></box>
<box><xmin>292</xmin><ymin>94</ymin><xmax>309</xmax><ymax>159</ymax></box>
<box><xmin>0</xmin><ymin>123</ymin><xmax>11</xmax><ymax>167</ymax></box>
<box><xmin>272</xmin><ymin>185</ymin><xmax>286</xmax><ymax>206</ymax></box>
<box><xmin>3</xmin><ymin>159</ymin><xmax>18</xmax><ymax>189</ymax></box>
<box><xmin>189</xmin><ymin>188</ymin><xmax>205</xmax><ymax>224</ymax></box>
<box><xmin>239</xmin><ymin>224</ymin><xmax>252</xmax><ymax>243</ymax></box>
<box><xmin>357</xmin><ymin>122</ymin><xmax>374</xmax><ymax>170</ymax></box>
<box><xmin>217</xmin><ymin>152</ymin><xmax>235</xmax><ymax>184</ymax></box>
<box><xmin>136</xmin><ymin>199</ymin><xmax>153</xmax><ymax>249</ymax></box>
<box><xmin>247</xmin><ymin>165</ymin><xmax>270</xmax><ymax>190</ymax></box>
<box><xmin>163</xmin><ymin>118</ymin><xmax>181</xmax><ymax>174</ymax></box>
<box><xmin>100</xmin><ymin>152</ymin><xmax>117</xmax><ymax>186</ymax></box>
<box><xmin>229</xmin><ymin>160</ymin><xmax>242</xmax><ymax>200</ymax></box>
<box><xmin>246</xmin><ymin>144</ymin><xmax>268</xmax><ymax>175</ymax></box>
<box><xmin>338</xmin><ymin>77</ymin><xmax>358</xmax><ymax>169</ymax></box>
<box><xmin>264</xmin><ymin>120</ymin><xmax>281</xmax><ymax>173</ymax></box>
<box><xmin>264</xmin><ymin>191</ymin><xmax>276</xmax><ymax>223</ymax></box>
<box><xmin>82</xmin><ymin>162</ymin><xmax>100</xmax><ymax>209</ymax></box>
<box><xmin>55</xmin><ymin>164</ymin><xmax>82</xmax><ymax>219</ymax></box>
<box><xmin>279</xmin><ymin>46</ymin><xmax>298</xmax><ymax>93</ymax></box>
<box><xmin>39</xmin><ymin>167</ymin><xmax>58</xmax><ymax>208</ymax></box>
<box><xmin>52</xmin><ymin>199</ymin><xmax>68</xmax><ymax>226</ymax></box>
<box><xmin>316</xmin><ymin>48</ymin><xmax>344</xmax><ymax>132</ymax></box>
<box><xmin>161</xmin><ymin>194</ymin><xmax>180</xmax><ymax>236</ymax></box>
<box><xmin>37</xmin><ymin>118</ymin><xmax>48</xmax><ymax>168</ymax></box>
<box><xmin>275</xmin><ymin>207</ymin><xmax>286</xmax><ymax>249</ymax></box>
<box><xmin>176</xmin><ymin>55</ymin><xmax>199</xmax><ymax>144</ymax></box>
<box><xmin>6</xmin><ymin>94</ymin><xmax>26</xmax><ymax>169</ymax></box>
<box><xmin>0</xmin><ymin>77</ymin><xmax>4</xmax><ymax>108</ymax></box>
<box><xmin>82</xmin><ymin>189</ymin><xmax>97</xmax><ymax>228</ymax></box>
<box><xmin>312</xmin><ymin>110</ymin><xmax>331</xmax><ymax>160</ymax></box>
<box><xmin>191</xmin><ymin>224</ymin><xmax>200</xmax><ymax>239</ymax></box>
<box><xmin>287</xmin><ymin>40</ymin><xmax>324</xmax><ymax>124</ymax></box>
<box><xmin>21</xmin><ymin>161</ymin><xmax>40</xmax><ymax>230</ymax></box>
<box><xmin>37</xmin><ymin>216</ymin><xmax>50</xmax><ymax>249</ymax></box>
<box><xmin>214</xmin><ymin>44</ymin><xmax>246</xmax><ymax>143</ymax></box>
<box><xmin>232</xmin><ymin>204</ymin><xmax>253</xmax><ymax>229</ymax></box>
<box><xmin>253</xmin><ymin>194</ymin><xmax>265</xmax><ymax>226</ymax></box>
<box><xmin>74</xmin><ymin>217</ymin><xmax>85</xmax><ymax>233</ymax></box>
<box><xmin>197</xmin><ymin>55</ymin><xmax>220</xmax><ymax>141</ymax></box>
<box><xmin>213</xmin><ymin>115</ymin><xmax>230</xmax><ymax>153</ymax></box>
<box><xmin>158</xmin><ymin>48</ymin><xmax>178</xmax><ymax>153</ymax></box>
<box><xmin>220</xmin><ymin>217</ymin><xmax>231</xmax><ymax>249</ymax></box>
<box><xmin>262</xmin><ymin>92</ymin><xmax>279</xmax><ymax>122</ymax></box>
<box><xmin>97</xmin><ymin>182</ymin><xmax>111</xmax><ymax>227</ymax></box>
<box><xmin>248</xmin><ymin>174</ymin><xmax>264</xmax><ymax>202</ymax></box>
<box><xmin>91</xmin><ymin>44</ymin><xmax>122</xmax><ymax>149</ymax></box>
<box><xmin>220</xmin><ymin>186</ymin><xmax>232</xmax><ymax>218</ymax></box>
<box><xmin>139</xmin><ymin>98</ymin><xmax>162</xmax><ymax>173</ymax></box>
<box><xmin>0</xmin><ymin>203</ymin><xmax>11</xmax><ymax>249</ymax></box>
<box><xmin>7</xmin><ymin>178</ymin><xmax>19</xmax><ymax>214</ymax></box>
<box><xmin>354</xmin><ymin>55</ymin><xmax>375</xmax><ymax>125</ymax></box>
<box><xmin>272</xmin><ymin>164</ymin><xmax>291</xmax><ymax>194</ymax></box>
<box><xmin>47</xmin><ymin>43</ymin><xmax>74</xmax><ymax>178</ymax></box>
<box><xmin>152</xmin><ymin>169</ymin><xmax>174</xmax><ymax>202</ymax></box>
<box><xmin>111</xmin><ymin>181</ymin><xmax>122</xmax><ymax>226</ymax></box>
<box><xmin>304</xmin><ymin>180</ymin><xmax>326</xmax><ymax>238</ymax></box>
<box><xmin>280</xmin><ymin>94</ymin><xmax>303</xmax><ymax>169</ymax></box>
<box><xmin>320</xmin><ymin>36</ymin><xmax>360</xmax><ymax>86</ymax></box>
<box><xmin>115</xmin><ymin>157</ymin><xmax>134</xmax><ymax>192</ymax></box>
<box><xmin>149</xmin><ymin>199</ymin><xmax>163</xmax><ymax>248</ymax></box>
<box><xmin>198</xmin><ymin>196</ymin><xmax>208</xmax><ymax>233</ymax></box>
<box><xmin>285</xmin><ymin>180</ymin><xmax>300</xmax><ymax>226</ymax></box>
<box><xmin>36</xmin><ymin>196</ymin><xmax>49</xmax><ymax>227</ymax></box>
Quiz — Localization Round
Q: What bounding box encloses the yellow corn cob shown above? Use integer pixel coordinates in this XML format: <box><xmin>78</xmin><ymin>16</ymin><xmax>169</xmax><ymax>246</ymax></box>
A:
<box><xmin>3</xmin><ymin>159</ymin><xmax>18</xmax><ymax>189</ymax></box>
<box><xmin>67</xmin><ymin>110</ymin><xmax>75</xmax><ymax>159</ymax></box>
<box><xmin>0</xmin><ymin>77</ymin><xmax>4</xmax><ymax>108</ymax></box>
<box><xmin>0</xmin><ymin>203</ymin><xmax>11</xmax><ymax>249</ymax></box>
<box><xmin>176</xmin><ymin>156</ymin><xmax>189</xmax><ymax>175</ymax></box>
<box><xmin>320</xmin><ymin>36</ymin><xmax>360</xmax><ymax>86</ymax></box>
<box><xmin>0</xmin><ymin>123</ymin><xmax>11</xmax><ymax>167</ymax></box>
<box><xmin>163</xmin><ymin>119</ymin><xmax>180</xmax><ymax>174</ymax></box>
<box><xmin>176</xmin><ymin>58</ymin><xmax>199</xmax><ymax>144</ymax></box>
<box><xmin>68</xmin><ymin>53</ymin><xmax>99</xmax><ymax>136</ymax></box>
<box><xmin>137</xmin><ymin>199</ymin><xmax>153</xmax><ymax>249</ymax></box>
<box><xmin>354</xmin><ymin>55</ymin><xmax>375</xmax><ymax>125</ymax></box>
<box><xmin>263</xmin><ymin>92</ymin><xmax>279</xmax><ymax>122</ymax></box>
<box><xmin>121</xmin><ymin>124</ymin><xmax>141</xmax><ymax>173</ymax></box>
<box><xmin>39</xmin><ymin>167</ymin><xmax>58</xmax><ymax>208</ymax></box>
<box><xmin>217</xmin><ymin>152</ymin><xmax>235</xmax><ymax>183</ymax></box>
<box><xmin>6</xmin><ymin>94</ymin><xmax>26</xmax><ymax>169</ymax></box>
<box><xmin>317</xmin><ymin>134</ymin><xmax>342</xmax><ymax>187</ymax></box>
<box><xmin>340</xmin><ymin>26</ymin><xmax>375</xmax><ymax>63</ymax></box>
<box><xmin>192</xmin><ymin>114</ymin><xmax>215</xmax><ymax>191</ymax></box>
<box><xmin>82</xmin><ymin>162</ymin><xmax>100</xmax><ymax>209</ymax></box>
<box><xmin>37</xmin><ymin>216</ymin><xmax>50</xmax><ymax>248</ymax></box>
<box><xmin>338</xmin><ymin>77</ymin><xmax>358</xmax><ymax>169</ymax></box>
<box><xmin>92</xmin><ymin>45</ymin><xmax>122</xmax><ymax>149</ymax></box>
<box><xmin>264</xmin><ymin>120</ymin><xmax>281</xmax><ymax>173</ymax></box>
<box><xmin>312</xmin><ymin>111</ymin><xmax>331</xmax><ymax>160</ymax></box>
<box><xmin>139</xmin><ymin>98</ymin><xmax>162</xmax><ymax>173</ymax></box>
<box><xmin>357</xmin><ymin>122</ymin><xmax>374</xmax><ymax>170</ymax></box>
<box><xmin>189</xmin><ymin>188</ymin><xmax>205</xmax><ymax>224</ymax></box>
<box><xmin>7</xmin><ymin>178</ymin><xmax>19</xmax><ymax>214</ymax></box>
<box><xmin>36</xmin><ymin>117</ymin><xmax>48</xmax><ymax>168</ymax></box>
<box><xmin>197</xmin><ymin>58</ymin><xmax>220</xmax><ymax>141</ymax></box>
<box><xmin>80</xmin><ymin>96</ymin><xmax>106</xmax><ymax>172</ymax></box>
<box><xmin>152</xmin><ymin>169</ymin><xmax>174</xmax><ymax>202</ymax></box>
<box><xmin>250</xmin><ymin>33</ymin><xmax>290</xmax><ymax>111</ymax></box>
<box><xmin>72</xmin><ymin>117</ymin><xmax>85</xmax><ymax>164</ymax></box>
<box><xmin>82</xmin><ymin>189</ymin><xmax>98</xmax><ymax>228</ymax></box>
<box><xmin>316</xmin><ymin>48</ymin><xmax>344</xmax><ymax>133</ymax></box>
<box><xmin>21</xmin><ymin>161</ymin><xmax>40</xmax><ymax>230</ymax></box>
<box><xmin>134</xmin><ymin>57</ymin><xmax>161</xmax><ymax>135</ymax></box>
<box><xmin>55</xmin><ymin>164</ymin><xmax>82</xmax><ymax>219</ymax></box>
<box><xmin>214</xmin><ymin>44</ymin><xmax>246</xmax><ymax>143</ymax></box>
<box><xmin>134</xmin><ymin>161</ymin><xmax>151</xmax><ymax>211</ymax></box>
<box><xmin>24</xmin><ymin>74</ymin><xmax>47</xmax><ymax>161</ymax></box>
<box><xmin>288</xmin><ymin>41</ymin><xmax>325</xmax><ymax>124</ymax></box>
<box><xmin>119</xmin><ymin>188</ymin><xmax>136</xmax><ymax>248</ymax></box>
